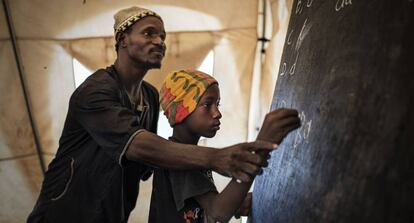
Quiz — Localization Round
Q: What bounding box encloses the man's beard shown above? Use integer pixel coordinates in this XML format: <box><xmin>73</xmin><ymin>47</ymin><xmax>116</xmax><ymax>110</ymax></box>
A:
<box><xmin>142</xmin><ymin>60</ymin><xmax>162</xmax><ymax>70</ymax></box>
<box><xmin>130</xmin><ymin>55</ymin><xmax>163</xmax><ymax>70</ymax></box>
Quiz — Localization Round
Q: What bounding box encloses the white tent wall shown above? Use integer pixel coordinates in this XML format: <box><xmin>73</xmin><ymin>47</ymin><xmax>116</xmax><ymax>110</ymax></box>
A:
<box><xmin>10</xmin><ymin>0</ymin><xmax>258</xmax><ymax>39</ymax></box>
<box><xmin>0</xmin><ymin>42</ymin><xmax>45</xmax><ymax>223</ymax></box>
<box><xmin>208</xmin><ymin>29</ymin><xmax>258</xmax><ymax>147</ymax></box>
<box><xmin>0</xmin><ymin>0</ymin><xmax>294</xmax><ymax>222</ymax></box>
<box><xmin>0</xmin><ymin>42</ymin><xmax>37</xmax><ymax>159</ymax></box>
<box><xmin>0</xmin><ymin>2</ymin><xmax>44</xmax><ymax>222</ymax></box>
<box><xmin>259</xmin><ymin>0</ymin><xmax>294</xmax><ymax>122</ymax></box>
<box><xmin>68</xmin><ymin>38</ymin><xmax>116</xmax><ymax>73</ymax></box>
<box><xmin>19</xmin><ymin>40</ymin><xmax>76</xmax><ymax>154</ymax></box>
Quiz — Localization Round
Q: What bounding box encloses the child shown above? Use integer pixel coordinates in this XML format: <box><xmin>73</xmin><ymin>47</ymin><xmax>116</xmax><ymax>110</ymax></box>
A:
<box><xmin>148</xmin><ymin>69</ymin><xmax>268</xmax><ymax>223</ymax></box>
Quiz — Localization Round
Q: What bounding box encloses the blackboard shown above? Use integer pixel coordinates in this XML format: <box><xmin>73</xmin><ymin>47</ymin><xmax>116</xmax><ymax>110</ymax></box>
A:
<box><xmin>252</xmin><ymin>0</ymin><xmax>414</xmax><ymax>222</ymax></box>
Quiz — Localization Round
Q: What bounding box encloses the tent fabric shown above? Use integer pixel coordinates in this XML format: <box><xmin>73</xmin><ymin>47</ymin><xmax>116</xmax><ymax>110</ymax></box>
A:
<box><xmin>19</xmin><ymin>40</ymin><xmax>76</xmax><ymax>154</ymax></box>
<box><xmin>0</xmin><ymin>157</ymin><xmax>43</xmax><ymax>223</ymax></box>
<box><xmin>247</xmin><ymin>0</ymin><xmax>293</xmax><ymax>141</ymax></box>
<box><xmin>211</xmin><ymin>29</ymin><xmax>258</xmax><ymax>146</ymax></box>
<box><xmin>0</xmin><ymin>0</ymin><xmax>292</xmax><ymax>222</ymax></box>
<box><xmin>259</xmin><ymin>0</ymin><xmax>293</xmax><ymax>127</ymax></box>
<box><xmin>9</xmin><ymin>0</ymin><xmax>258</xmax><ymax>39</ymax></box>
<box><xmin>0</xmin><ymin>33</ymin><xmax>43</xmax><ymax>223</ymax></box>
<box><xmin>0</xmin><ymin>31</ymin><xmax>45</xmax><ymax>214</ymax></box>
<box><xmin>0</xmin><ymin>3</ymin><xmax>8</xmax><ymax>39</ymax></box>
<box><xmin>0</xmin><ymin>41</ymin><xmax>36</xmax><ymax>158</ymax></box>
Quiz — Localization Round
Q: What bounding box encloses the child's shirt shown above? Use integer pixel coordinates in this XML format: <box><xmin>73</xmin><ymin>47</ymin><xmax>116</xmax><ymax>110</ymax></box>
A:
<box><xmin>149</xmin><ymin>167</ymin><xmax>217</xmax><ymax>223</ymax></box>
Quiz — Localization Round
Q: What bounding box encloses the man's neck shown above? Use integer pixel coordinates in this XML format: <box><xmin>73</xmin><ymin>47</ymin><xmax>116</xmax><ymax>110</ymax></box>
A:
<box><xmin>114</xmin><ymin>57</ymin><xmax>147</xmax><ymax>92</ymax></box>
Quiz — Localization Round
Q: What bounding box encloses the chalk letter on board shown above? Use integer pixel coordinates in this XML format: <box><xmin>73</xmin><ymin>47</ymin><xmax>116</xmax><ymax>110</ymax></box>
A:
<box><xmin>289</xmin><ymin>54</ymin><xmax>299</xmax><ymax>76</ymax></box>
<box><xmin>296</xmin><ymin>0</ymin><xmax>304</xmax><ymax>14</ymax></box>
<box><xmin>280</xmin><ymin>62</ymin><xmax>287</xmax><ymax>76</ymax></box>
<box><xmin>287</xmin><ymin>30</ymin><xmax>294</xmax><ymax>45</ymax></box>
<box><xmin>335</xmin><ymin>0</ymin><xmax>353</xmax><ymax>12</ymax></box>
<box><xmin>296</xmin><ymin>18</ymin><xmax>312</xmax><ymax>52</ymax></box>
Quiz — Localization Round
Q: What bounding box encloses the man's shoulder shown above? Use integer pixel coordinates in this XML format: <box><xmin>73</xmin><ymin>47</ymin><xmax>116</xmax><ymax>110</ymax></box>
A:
<box><xmin>77</xmin><ymin>68</ymin><xmax>118</xmax><ymax>90</ymax></box>
<box><xmin>82</xmin><ymin>68</ymin><xmax>117</xmax><ymax>87</ymax></box>
<box><xmin>70</xmin><ymin>67</ymin><xmax>119</xmax><ymax>104</ymax></box>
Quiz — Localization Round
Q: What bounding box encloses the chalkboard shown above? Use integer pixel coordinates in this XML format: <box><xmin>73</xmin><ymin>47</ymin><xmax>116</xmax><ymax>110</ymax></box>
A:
<box><xmin>252</xmin><ymin>0</ymin><xmax>414</xmax><ymax>222</ymax></box>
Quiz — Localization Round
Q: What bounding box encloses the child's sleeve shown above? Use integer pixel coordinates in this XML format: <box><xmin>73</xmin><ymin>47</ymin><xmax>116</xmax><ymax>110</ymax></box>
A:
<box><xmin>168</xmin><ymin>170</ymin><xmax>218</xmax><ymax>211</ymax></box>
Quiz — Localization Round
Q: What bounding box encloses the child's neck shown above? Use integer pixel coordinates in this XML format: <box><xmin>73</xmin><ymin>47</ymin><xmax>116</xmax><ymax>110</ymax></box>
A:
<box><xmin>170</xmin><ymin>128</ymin><xmax>200</xmax><ymax>145</ymax></box>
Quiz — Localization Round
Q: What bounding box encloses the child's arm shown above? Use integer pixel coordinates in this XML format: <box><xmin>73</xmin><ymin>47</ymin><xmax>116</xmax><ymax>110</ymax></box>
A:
<box><xmin>234</xmin><ymin>192</ymin><xmax>252</xmax><ymax>218</ymax></box>
<box><xmin>195</xmin><ymin>178</ymin><xmax>253</xmax><ymax>222</ymax></box>
<box><xmin>194</xmin><ymin>150</ymin><xmax>270</xmax><ymax>222</ymax></box>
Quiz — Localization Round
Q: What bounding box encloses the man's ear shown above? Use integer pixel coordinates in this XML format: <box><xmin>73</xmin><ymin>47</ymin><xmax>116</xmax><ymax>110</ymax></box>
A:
<box><xmin>118</xmin><ymin>32</ymin><xmax>128</xmax><ymax>48</ymax></box>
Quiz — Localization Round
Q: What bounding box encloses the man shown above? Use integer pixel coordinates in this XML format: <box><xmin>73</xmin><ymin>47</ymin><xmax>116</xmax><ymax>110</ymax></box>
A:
<box><xmin>27</xmin><ymin>6</ymin><xmax>300</xmax><ymax>223</ymax></box>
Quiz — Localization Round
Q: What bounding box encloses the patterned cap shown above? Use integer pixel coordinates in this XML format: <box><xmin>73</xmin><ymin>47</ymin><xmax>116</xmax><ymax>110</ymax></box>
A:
<box><xmin>113</xmin><ymin>6</ymin><xmax>162</xmax><ymax>38</ymax></box>
<box><xmin>160</xmin><ymin>69</ymin><xmax>218</xmax><ymax>127</ymax></box>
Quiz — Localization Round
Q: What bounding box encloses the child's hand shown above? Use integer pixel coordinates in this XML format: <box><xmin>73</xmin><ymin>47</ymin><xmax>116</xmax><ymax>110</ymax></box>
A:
<box><xmin>257</xmin><ymin>108</ymin><xmax>301</xmax><ymax>144</ymax></box>
<box><xmin>235</xmin><ymin>192</ymin><xmax>252</xmax><ymax>218</ymax></box>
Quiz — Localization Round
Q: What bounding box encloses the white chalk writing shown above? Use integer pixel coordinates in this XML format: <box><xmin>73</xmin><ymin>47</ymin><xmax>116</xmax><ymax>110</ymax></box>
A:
<box><xmin>295</xmin><ymin>18</ymin><xmax>312</xmax><ymax>51</ymax></box>
<box><xmin>296</xmin><ymin>0</ymin><xmax>314</xmax><ymax>14</ymax></box>
<box><xmin>279</xmin><ymin>62</ymin><xmax>287</xmax><ymax>76</ymax></box>
<box><xmin>335</xmin><ymin>0</ymin><xmax>352</xmax><ymax>12</ymax></box>
<box><xmin>293</xmin><ymin>111</ymin><xmax>313</xmax><ymax>148</ymax></box>
<box><xmin>287</xmin><ymin>29</ymin><xmax>294</xmax><ymax>45</ymax></box>
<box><xmin>289</xmin><ymin>53</ymin><xmax>299</xmax><ymax>76</ymax></box>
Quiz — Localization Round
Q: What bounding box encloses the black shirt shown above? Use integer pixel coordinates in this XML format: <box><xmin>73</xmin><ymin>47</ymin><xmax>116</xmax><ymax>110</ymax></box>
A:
<box><xmin>27</xmin><ymin>65</ymin><xmax>159</xmax><ymax>223</ymax></box>
<box><xmin>149</xmin><ymin>165</ymin><xmax>217</xmax><ymax>223</ymax></box>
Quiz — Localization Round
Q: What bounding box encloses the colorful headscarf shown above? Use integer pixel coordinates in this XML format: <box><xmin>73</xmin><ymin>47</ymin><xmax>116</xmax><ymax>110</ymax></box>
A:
<box><xmin>113</xmin><ymin>6</ymin><xmax>163</xmax><ymax>39</ymax></box>
<box><xmin>160</xmin><ymin>69</ymin><xmax>218</xmax><ymax>127</ymax></box>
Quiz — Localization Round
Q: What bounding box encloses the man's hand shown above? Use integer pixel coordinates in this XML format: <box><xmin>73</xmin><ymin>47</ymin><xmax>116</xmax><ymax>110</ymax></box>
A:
<box><xmin>210</xmin><ymin>141</ymin><xmax>276</xmax><ymax>182</ymax></box>
<box><xmin>257</xmin><ymin>108</ymin><xmax>301</xmax><ymax>144</ymax></box>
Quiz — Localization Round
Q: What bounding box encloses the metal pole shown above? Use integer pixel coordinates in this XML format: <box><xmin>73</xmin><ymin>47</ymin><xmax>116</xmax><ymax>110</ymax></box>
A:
<box><xmin>2</xmin><ymin>0</ymin><xmax>46</xmax><ymax>174</ymax></box>
<box><xmin>258</xmin><ymin>0</ymin><xmax>270</xmax><ymax>60</ymax></box>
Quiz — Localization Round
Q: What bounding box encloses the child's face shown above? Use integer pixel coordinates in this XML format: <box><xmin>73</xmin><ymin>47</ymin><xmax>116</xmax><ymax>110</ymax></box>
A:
<box><xmin>182</xmin><ymin>84</ymin><xmax>222</xmax><ymax>138</ymax></box>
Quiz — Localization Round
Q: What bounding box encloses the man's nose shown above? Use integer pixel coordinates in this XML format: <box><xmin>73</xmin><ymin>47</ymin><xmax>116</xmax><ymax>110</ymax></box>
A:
<box><xmin>152</xmin><ymin>35</ymin><xmax>164</xmax><ymax>46</ymax></box>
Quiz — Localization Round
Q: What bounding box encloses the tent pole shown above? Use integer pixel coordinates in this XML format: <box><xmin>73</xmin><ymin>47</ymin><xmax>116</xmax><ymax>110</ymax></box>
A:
<box><xmin>258</xmin><ymin>0</ymin><xmax>270</xmax><ymax>60</ymax></box>
<box><xmin>2</xmin><ymin>0</ymin><xmax>46</xmax><ymax>175</ymax></box>
<box><xmin>247</xmin><ymin>0</ymin><xmax>270</xmax><ymax>141</ymax></box>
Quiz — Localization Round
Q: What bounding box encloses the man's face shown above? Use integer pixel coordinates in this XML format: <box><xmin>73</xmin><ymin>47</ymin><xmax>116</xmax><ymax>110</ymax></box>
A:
<box><xmin>182</xmin><ymin>84</ymin><xmax>222</xmax><ymax>138</ymax></box>
<box><xmin>123</xmin><ymin>16</ymin><xmax>166</xmax><ymax>69</ymax></box>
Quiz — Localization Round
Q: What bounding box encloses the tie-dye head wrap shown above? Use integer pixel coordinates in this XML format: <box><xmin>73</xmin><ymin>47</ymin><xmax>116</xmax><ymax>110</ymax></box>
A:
<box><xmin>160</xmin><ymin>69</ymin><xmax>218</xmax><ymax>127</ymax></box>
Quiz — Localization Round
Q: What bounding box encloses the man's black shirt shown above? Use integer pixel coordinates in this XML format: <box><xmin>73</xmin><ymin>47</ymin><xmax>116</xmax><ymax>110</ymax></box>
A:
<box><xmin>28</xmin><ymin>66</ymin><xmax>159</xmax><ymax>223</ymax></box>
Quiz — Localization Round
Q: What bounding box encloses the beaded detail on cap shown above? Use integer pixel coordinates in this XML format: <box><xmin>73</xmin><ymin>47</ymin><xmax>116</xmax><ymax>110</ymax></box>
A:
<box><xmin>113</xmin><ymin>7</ymin><xmax>162</xmax><ymax>38</ymax></box>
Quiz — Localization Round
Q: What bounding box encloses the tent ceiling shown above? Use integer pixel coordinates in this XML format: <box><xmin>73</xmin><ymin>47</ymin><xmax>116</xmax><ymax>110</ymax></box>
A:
<box><xmin>0</xmin><ymin>4</ymin><xmax>8</xmax><ymax>39</ymax></box>
<box><xmin>9</xmin><ymin>0</ymin><xmax>258</xmax><ymax>39</ymax></box>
